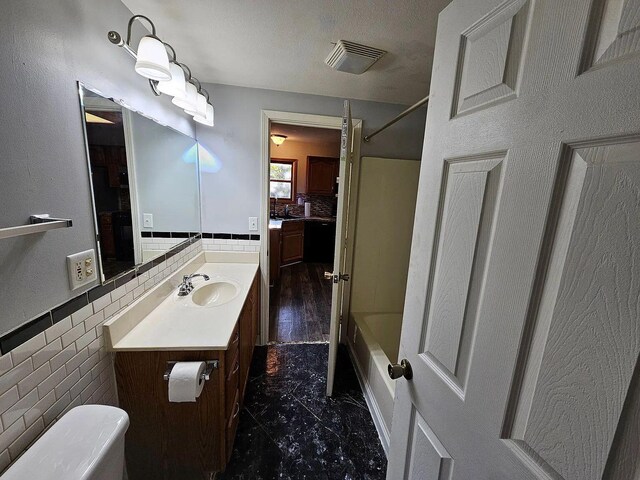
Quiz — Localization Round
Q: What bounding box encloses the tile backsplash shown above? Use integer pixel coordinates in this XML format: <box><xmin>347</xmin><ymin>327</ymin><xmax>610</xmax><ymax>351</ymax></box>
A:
<box><xmin>0</xmin><ymin>239</ymin><xmax>203</xmax><ymax>472</ymax></box>
<box><xmin>201</xmin><ymin>233</ymin><xmax>260</xmax><ymax>253</ymax></box>
<box><xmin>272</xmin><ymin>193</ymin><xmax>336</xmax><ymax>218</ymax></box>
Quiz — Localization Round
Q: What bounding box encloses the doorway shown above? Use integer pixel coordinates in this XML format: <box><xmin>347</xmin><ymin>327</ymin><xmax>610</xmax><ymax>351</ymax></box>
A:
<box><xmin>259</xmin><ymin>110</ymin><xmax>362</xmax><ymax>348</ymax></box>
<box><xmin>267</xmin><ymin>123</ymin><xmax>341</xmax><ymax>343</ymax></box>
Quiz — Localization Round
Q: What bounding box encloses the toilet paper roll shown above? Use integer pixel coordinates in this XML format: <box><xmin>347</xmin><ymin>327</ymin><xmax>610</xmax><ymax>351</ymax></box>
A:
<box><xmin>304</xmin><ymin>202</ymin><xmax>311</xmax><ymax>217</ymax></box>
<box><xmin>168</xmin><ymin>362</ymin><xmax>206</xmax><ymax>403</ymax></box>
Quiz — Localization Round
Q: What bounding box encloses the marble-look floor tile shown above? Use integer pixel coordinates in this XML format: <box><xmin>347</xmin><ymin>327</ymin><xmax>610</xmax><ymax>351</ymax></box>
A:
<box><xmin>219</xmin><ymin>344</ymin><xmax>386</xmax><ymax>480</ymax></box>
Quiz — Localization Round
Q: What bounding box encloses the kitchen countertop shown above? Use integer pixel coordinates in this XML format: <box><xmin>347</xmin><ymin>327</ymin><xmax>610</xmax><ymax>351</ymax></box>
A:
<box><xmin>104</xmin><ymin>255</ymin><xmax>258</xmax><ymax>351</ymax></box>
<box><xmin>269</xmin><ymin>216</ymin><xmax>336</xmax><ymax>229</ymax></box>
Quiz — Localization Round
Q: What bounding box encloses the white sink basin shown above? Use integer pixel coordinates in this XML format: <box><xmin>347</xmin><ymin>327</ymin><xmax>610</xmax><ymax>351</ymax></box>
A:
<box><xmin>191</xmin><ymin>281</ymin><xmax>239</xmax><ymax>307</ymax></box>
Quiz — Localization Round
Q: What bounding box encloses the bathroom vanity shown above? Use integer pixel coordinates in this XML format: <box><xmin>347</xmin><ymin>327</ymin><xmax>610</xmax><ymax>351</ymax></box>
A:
<box><xmin>103</xmin><ymin>253</ymin><xmax>260</xmax><ymax>480</ymax></box>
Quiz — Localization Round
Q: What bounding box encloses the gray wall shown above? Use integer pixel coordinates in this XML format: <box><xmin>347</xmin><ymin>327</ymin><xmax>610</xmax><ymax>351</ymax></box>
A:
<box><xmin>130</xmin><ymin>114</ymin><xmax>200</xmax><ymax>233</ymax></box>
<box><xmin>196</xmin><ymin>83</ymin><xmax>426</xmax><ymax>234</ymax></box>
<box><xmin>0</xmin><ymin>0</ymin><xmax>195</xmax><ymax>335</ymax></box>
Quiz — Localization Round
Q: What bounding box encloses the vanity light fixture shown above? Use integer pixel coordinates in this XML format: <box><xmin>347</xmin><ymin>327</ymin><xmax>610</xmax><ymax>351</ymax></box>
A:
<box><xmin>108</xmin><ymin>15</ymin><xmax>215</xmax><ymax>127</ymax></box>
<box><xmin>193</xmin><ymin>93</ymin><xmax>215</xmax><ymax>126</ymax></box>
<box><xmin>135</xmin><ymin>35</ymin><xmax>171</xmax><ymax>81</ymax></box>
<box><xmin>173</xmin><ymin>81</ymin><xmax>199</xmax><ymax>110</ymax></box>
<box><xmin>157</xmin><ymin>55</ymin><xmax>187</xmax><ymax>98</ymax></box>
<box><xmin>271</xmin><ymin>134</ymin><xmax>287</xmax><ymax>146</ymax></box>
<box><xmin>183</xmin><ymin>79</ymin><xmax>208</xmax><ymax>117</ymax></box>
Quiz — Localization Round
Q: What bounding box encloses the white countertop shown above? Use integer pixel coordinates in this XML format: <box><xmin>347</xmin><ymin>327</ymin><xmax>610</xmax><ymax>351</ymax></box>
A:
<box><xmin>104</xmin><ymin>257</ymin><xmax>258</xmax><ymax>351</ymax></box>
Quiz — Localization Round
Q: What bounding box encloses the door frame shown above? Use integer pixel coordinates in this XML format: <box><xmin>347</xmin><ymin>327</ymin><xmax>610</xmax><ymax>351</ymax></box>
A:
<box><xmin>259</xmin><ymin>109</ymin><xmax>362</xmax><ymax>345</ymax></box>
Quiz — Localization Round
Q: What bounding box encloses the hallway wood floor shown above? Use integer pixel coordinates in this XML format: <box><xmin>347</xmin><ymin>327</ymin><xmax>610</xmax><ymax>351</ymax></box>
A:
<box><xmin>269</xmin><ymin>262</ymin><xmax>332</xmax><ymax>343</ymax></box>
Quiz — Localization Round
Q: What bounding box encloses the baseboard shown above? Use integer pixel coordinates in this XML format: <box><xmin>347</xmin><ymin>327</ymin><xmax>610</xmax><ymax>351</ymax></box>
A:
<box><xmin>347</xmin><ymin>341</ymin><xmax>391</xmax><ymax>456</ymax></box>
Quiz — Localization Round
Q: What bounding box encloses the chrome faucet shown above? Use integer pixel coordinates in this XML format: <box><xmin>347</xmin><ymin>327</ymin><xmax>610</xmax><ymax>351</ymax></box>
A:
<box><xmin>178</xmin><ymin>273</ymin><xmax>210</xmax><ymax>296</ymax></box>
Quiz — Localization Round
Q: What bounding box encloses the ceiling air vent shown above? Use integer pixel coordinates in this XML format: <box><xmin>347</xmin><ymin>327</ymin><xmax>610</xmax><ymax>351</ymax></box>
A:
<box><xmin>325</xmin><ymin>40</ymin><xmax>386</xmax><ymax>75</ymax></box>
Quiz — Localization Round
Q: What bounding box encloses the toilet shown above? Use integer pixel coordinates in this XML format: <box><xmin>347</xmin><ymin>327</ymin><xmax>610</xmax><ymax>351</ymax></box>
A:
<box><xmin>2</xmin><ymin>405</ymin><xmax>129</xmax><ymax>480</ymax></box>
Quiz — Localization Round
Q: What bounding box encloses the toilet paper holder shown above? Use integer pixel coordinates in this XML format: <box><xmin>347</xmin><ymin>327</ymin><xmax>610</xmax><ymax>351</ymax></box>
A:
<box><xmin>163</xmin><ymin>360</ymin><xmax>219</xmax><ymax>382</ymax></box>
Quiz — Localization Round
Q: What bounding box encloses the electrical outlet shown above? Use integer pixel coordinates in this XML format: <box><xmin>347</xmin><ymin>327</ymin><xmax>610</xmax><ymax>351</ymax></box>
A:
<box><xmin>249</xmin><ymin>217</ymin><xmax>258</xmax><ymax>231</ymax></box>
<box><xmin>67</xmin><ymin>249</ymin><xmax>96</xmax><ymax>290</ymax></box>
<box><xmin>143</xmin><ymin>213</ymin><xmax>153</xmax><ymax>228</ymax></box>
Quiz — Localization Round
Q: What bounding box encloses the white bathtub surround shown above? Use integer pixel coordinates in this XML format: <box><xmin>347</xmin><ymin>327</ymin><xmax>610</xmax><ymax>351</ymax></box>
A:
<box><xmin>0</xmin><ymin>240</ymin><xmax>202</xmax><ymax>471</ymax></box>
<box><xmin>104</xmin><ymin>252</ymin><xmax>259</xmax><ymax>351</ymax></box>
<box><xmin>347</xmin><ymin>312</ymin><xmax>404</xmax><ymax>455</ymax></box>
<box><xmin>202</xmin><ymin>237</ymin><xmax>260</xmax><ymax>253</ymax></box>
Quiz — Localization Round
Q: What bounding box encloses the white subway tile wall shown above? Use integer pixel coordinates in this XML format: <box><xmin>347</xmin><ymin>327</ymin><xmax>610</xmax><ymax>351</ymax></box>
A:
<box><xmin>140</xmin><ymin>237</ymin><xmax>184</xmax><ymax>252</ymax></box>
<box><xmin>0</xmin><ymin>240</ymin><xmax>203</xmax><ymax>471</ymax></box>
<box><xmin>202</xmin><ymin>238</ymin><xmax>260</xmax><ymax>252</ymax></box>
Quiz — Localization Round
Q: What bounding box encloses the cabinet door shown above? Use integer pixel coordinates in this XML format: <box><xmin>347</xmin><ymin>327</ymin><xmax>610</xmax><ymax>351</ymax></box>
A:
<box><xmin>306</xmin><ymin>156</ymin><xmax>339</xmax><ymax>195</ymax></box>
<box><xmin>239</xmin><ymin>302</ymin><xmax>252</xmax><ymax>401</ymax></box>
<box><xmin>281</xmin><ymin>222</ymin><xmax>304</xmax><ymax>265</ymax></box>
<box><xmin>269</xmin><ymin>228</ymin><xmax>281</xmax><ymax>285</ymax></box>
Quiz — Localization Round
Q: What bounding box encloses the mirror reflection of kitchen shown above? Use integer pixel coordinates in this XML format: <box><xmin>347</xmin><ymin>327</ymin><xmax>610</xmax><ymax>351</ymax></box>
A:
<box><xmin>83</xmin><ymin>95</ymin><xmax>134</xmax><ymax>280</ymax></box>
<box><xmin>268</xmin><ymin>123</ymin><xmax>340</xmax><ymax>343</ymax></box>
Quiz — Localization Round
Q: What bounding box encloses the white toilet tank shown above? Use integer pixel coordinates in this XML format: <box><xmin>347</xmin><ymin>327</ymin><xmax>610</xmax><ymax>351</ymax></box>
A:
<box><xmin>2</xmin><ymin>405</ymin><xmax>129</xmax><ymax>480</ymax></box>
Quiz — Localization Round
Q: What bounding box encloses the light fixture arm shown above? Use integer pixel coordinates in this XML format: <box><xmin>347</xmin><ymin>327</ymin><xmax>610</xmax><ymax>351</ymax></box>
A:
<box><xmin>107</xmin><ymin>15</ymin><xmax>160</xmax><ymax>59</ymax></box>
<box><xmin>126</xmin><ymin>14</ymin><xmax>158</xmax><ymax>45</ymax></box>
<box><xmin>189</xmin><ymin>77</ymin><xmax>211</xmax><ymax>105</ymax></box>
<box><xmin>163</xmin><ymin>42</ymin><xmax>177</xmax><ymax>63</ymax></box>
<box><xmin>177</xmin><ymin>62</ymin><xmax>192</xmax><ymax>80</ymax></box>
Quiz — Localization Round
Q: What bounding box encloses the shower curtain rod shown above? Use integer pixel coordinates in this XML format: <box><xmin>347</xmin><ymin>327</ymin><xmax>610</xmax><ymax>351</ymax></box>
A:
<box><xmin>363</xmin><ymin>95</ymin><xmax>429</xmax><ymax>143</ymax></box>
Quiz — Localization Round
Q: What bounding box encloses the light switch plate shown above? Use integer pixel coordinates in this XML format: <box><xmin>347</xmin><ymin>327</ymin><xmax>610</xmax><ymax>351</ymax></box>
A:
<box><xmin>67</xmin><ymin>249</ymin><xmax>97</xmax><ymax>290</ymax></box>
<box><xmin>143</xmin><ymin>213</ymin><xmax>153</xmax><ymax>228</ymax></box>
<box><xmin>249</xmin><ymin>217</ymin><xmax>258</xmax><ymax>231</ymax></box>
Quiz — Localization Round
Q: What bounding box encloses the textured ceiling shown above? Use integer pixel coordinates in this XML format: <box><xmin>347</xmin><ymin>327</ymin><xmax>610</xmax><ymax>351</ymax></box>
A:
<box><xmin>120</xmin><ymin>0</ymin><xmax>452</xmax><ymax>105</ymax></box>
<box><xmin>271</xmin><ymin>123</ymin><xmax>341</xmax><ymax>144</ymax></box>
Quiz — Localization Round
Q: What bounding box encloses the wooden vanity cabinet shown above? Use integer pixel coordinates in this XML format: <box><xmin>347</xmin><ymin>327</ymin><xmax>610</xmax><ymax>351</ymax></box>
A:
<box><xmin>115</xmin><ymin>271</ymin><xmax>260</xmax><ymax>480</ymax></box>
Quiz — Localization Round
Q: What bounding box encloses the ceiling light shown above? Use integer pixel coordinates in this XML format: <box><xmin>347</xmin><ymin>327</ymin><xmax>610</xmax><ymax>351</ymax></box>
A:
<box><xmin>194</xmin><ymin>103</ymin><xmax>214</xmax><ymax>127</ymax></box>
<box><xmin>157</xmin><ymin>62</ymin><xmax>186</xmax><ymax>97</ymax></box>
<box><xmin>85</xmin><ymin>112</ymin><xmax>114</xmax><ymax>124</ymax></box>
<box><xmin>271</xmin><ymin>134</ymin><xmax>287</xmax><ymax>146</ymax></box>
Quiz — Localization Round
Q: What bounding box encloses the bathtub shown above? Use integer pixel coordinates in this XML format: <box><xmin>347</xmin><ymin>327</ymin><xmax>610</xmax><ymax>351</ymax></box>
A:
<box><xmin>347</xmin><ymin>312</ymin><xmax>403</xmax><ymax>454</ymax></box>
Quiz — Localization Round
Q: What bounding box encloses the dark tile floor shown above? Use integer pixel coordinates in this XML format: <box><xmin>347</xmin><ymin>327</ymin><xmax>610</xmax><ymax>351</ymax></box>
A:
<box><xmin>269</xmin><ymin>263</ymin><xmax>333</xmax><ymax>343</ymax></box>
<box><xmin>219</xmin><ymin>343</ymin><xmax>387</xmax><ymax>480</ymax></box>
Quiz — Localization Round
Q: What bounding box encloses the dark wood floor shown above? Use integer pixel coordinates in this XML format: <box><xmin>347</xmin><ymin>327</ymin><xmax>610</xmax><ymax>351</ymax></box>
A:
<box><xmin>269</xmin><ymin>262</ymin><xmax>332</xmax><ymax>343</ymax></box>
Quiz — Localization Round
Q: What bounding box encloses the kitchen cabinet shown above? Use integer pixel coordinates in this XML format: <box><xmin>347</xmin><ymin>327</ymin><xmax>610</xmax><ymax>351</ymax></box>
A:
<box><xmin>281</xmin><ymin>221</ymin><xmax>304</xmax><ymax>265</ymax></box>
<box><xmin>306</xmin><ymin>156</ymin><xmax>339</xmax><ymax>195</ymax></box>
<box><xmin>304</xmin><ymin>221</ymin><xmax>336</xmax><ymax>263</ymax></box>
<box><xmin>114</xmin><ymin>272</ymin><xmax>260</xmax><ymax>479</ymax></box>
<box><xmin>269</xmin><ymin>228</ymin><xmax>281</xmax><ymax>285</ymax></box>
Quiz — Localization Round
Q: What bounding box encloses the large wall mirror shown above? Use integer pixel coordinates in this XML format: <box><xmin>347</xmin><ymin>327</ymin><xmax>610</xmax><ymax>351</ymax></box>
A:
<box><xmin>79</xmin><ymin>84</ymin><xmax>201</xmax><ymax>283</ymax></box>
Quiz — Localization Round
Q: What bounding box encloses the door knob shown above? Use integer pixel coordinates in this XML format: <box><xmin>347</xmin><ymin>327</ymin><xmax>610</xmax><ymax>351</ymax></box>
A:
<box><xmin>324</xmin><ymin>272</ymin><xmax>350</xmax><ymax>283</ymax></box>
<box><xmin>388</xmin><ymin>359</ymin><xmax>413</xmax><ymax>380</ymax></box>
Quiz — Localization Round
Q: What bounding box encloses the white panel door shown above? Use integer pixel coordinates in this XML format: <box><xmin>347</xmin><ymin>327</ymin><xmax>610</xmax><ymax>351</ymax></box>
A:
<box><xmin>327</xmin><ymin>100</ymin><xmax>354</xmax><ymax>396</ymax></box>
<box><xmin>387</xmin><ymin>0</ymin><xmax>640</xmax><ymax>479</ymax></box>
